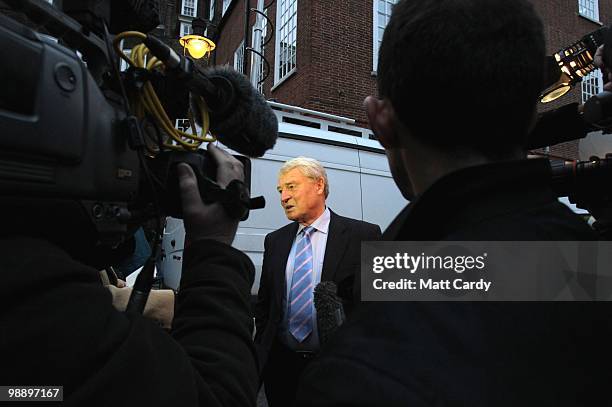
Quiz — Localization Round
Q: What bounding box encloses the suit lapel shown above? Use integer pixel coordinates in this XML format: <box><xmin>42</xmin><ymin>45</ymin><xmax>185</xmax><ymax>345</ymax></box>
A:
<box><xmin>274</xmin><ymin>222</ymin><xmax>298</xmax><ymax>303</ymax></box>
<box><xmin>321</xmin><ymin>210</ymin><xmax>349</xmax><ymax>282</ymax></box>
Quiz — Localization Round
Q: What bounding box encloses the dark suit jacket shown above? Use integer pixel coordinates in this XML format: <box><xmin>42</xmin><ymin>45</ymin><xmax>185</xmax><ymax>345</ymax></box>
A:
<box><xmin>254</xmin><ymin>209</ymin><xmax>381</xmax><ymax>368</ymax></box>
<box><xmin>0</xmin><ymin>238</ymin><xmax>258</xmax><ymax>407</ymax></box>
<box><xmin>295</xmin><ymin>159</ymin><xmax>612</xmax><ymax>406</ymax></box>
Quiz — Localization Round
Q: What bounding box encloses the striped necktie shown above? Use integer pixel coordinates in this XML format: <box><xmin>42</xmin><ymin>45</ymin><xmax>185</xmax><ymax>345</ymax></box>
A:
<box><xmin>288</xmin><ymin>226</ymin><xmax>315</xmax><ymax>342</ymax></box>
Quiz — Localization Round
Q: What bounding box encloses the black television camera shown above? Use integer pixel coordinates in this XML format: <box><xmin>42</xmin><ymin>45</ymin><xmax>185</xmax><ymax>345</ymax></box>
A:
<box><xmin>0</xmin><ymin>0</ymin><xmax>278</xmax><ymax>311</ymax></box>
<box><xmin>0</xmin><ymin>0</ymin><xmax>276</xmax><ymax>251</ymax></box>
<box><xmin>530</xmin><ymin>24</ymin><xmax>612</xmax><ymax>235</ymax></box>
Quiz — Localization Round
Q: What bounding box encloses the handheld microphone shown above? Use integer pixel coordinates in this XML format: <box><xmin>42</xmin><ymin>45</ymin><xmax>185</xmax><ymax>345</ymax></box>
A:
<box><xmin>143</xmin><ymin>36</ymin><xmax>278</xmax><ymax>158</ymax></box>
<box><xmin>314</xmin><ymin>281</ymin><xmax>346</xmax><ymax>345</ymax></box>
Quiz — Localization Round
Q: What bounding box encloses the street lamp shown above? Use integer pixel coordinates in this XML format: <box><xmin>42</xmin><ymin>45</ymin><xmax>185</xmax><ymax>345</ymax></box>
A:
<box><xmin>540</xmin><ymin>26</ymin><xmax>608</xmax><ymax>104</ymax></box>
<box><xmin>179</xmin><ymin>17</ymin><xmax>215</xmax><ymax>59</ymax></box>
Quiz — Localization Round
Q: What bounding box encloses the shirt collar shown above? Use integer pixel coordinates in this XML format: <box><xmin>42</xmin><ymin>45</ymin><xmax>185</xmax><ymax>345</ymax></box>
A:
<box><xmin>298</xmin><ymin>207</ymin><xmax>330</xmax><ymax>236</ymax></box>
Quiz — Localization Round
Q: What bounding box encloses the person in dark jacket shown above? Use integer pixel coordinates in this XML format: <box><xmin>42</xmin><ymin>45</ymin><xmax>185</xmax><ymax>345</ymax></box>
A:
<box><xmin>0</xmin><ymin>144</ymin><xmax>259</xmax><ymax>406</ymax></box>
<box><xmin>255</xmin><ymin>157</ymin><xmax>381</xmax><ymax>406</ymax></box>
<box><xmin>295</xmin><ymin>0</ymin><xmax>612</xmax><ymax>405</ymax></box>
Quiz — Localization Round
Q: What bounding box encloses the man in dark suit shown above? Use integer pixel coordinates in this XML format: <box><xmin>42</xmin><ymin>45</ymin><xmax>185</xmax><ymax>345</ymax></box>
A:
<box><xmin>294</xmin><ymin>0</ymin><xmax>612</xmax><ymax>405</ymax></box>
<box><xmin>254</xmin><ymin>156</ymin><xmax>381</xmax><ymax>406</ymax></box>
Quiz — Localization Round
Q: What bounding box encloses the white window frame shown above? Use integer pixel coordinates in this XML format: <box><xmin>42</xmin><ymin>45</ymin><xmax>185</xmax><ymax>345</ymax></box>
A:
<box><xmin>210</xmin><ymin>0</ymin><xmax>216</xmax><ymax>19</ymax></box>
<box><xmin>274</xmin><ymin>0</ymin><xmax>298</xmax><ymax>85</ymax></box>
<box><xmin>234</xmin><ymin>41</ymin><xmax>245</xmax><ymax>74</ymax></box>
<box><xmin>180</xmin><ymin>22</ymin><xmax>193</xmax><ymax>37</ymax></box>
<box><xmin>222</xmin><ymin>0</ymin><xmax>232</xmax><ymax>16</ymax></box>
<box><xmin>256</xmin><ymin>10</ymin><xmax>269</xmax><ymax>94</ymax></box>
<box><xmin>120</xmin><ymin>48</ymin><xmax>132</xmax><ymax>72</ymax></box>
<box><xmin>373</xmin><ymin>0</ymin><xmax>397</xmax><ymax>72</ymax></box>
<box><xmin>181</xmin><ymin>0</ymin><xmax>198</xmax><ymax>17</ymax></box>
<box><xmin>582</xmin><ymin>70</ymin><xmax>604</xmax><ymax>103</ymax></box>
<box><xmin>578</xmin><ymin>0</ymin><xmax>599</xmax><ymax>22</ymax></box>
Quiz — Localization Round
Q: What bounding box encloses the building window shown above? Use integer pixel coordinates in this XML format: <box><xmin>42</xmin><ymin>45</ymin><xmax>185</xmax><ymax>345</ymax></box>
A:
<box><xmin>222</xmin><ymin>0</ymin><xmax>232</xmax><ymax>16</ymax></box>
<box><xmin>257</xmin><ymin>10</ymin><xmax>269</xmax><ymax>94</ymax></box>
<box><xmin>210</xmin><ymin>0</ymin><xmax>216</xmax><ymax>19</ymax></box>
<box><xmin>373</xmin><ymin>0</ymin><xmax>397</xmax><ymax>72</ymax></box>
<box><xmin>234</xmin><ymin>41</ymin><xmax>245</xmax><ymax>74</ymax></box>
<box><xmin>578</xmin><ymin>0</ymin><xmax>599</xmax><ymax>21</ymax></box>
<box><xmin>182</xmin><ymin>0</ymin><xmax>197</xmax><ymax>17</ymax></box>
<box><xmin>582</xmin><ymin>70</ymin><xmax>604</xmax><ymax>103</ymax></box>
<box><xmin>120</xmin><ymin>49</ymin><xmax>132</xmax><ymax>72</ymax></box>
<box><xmin>180</xmin><ymin>22</ymin><xmax>193</xmax><ymax>37</ymax></box>
<box><xmin>275</xmin><ymin>0</ymin><xmax>298</xmax><ymax>84</ymax></box>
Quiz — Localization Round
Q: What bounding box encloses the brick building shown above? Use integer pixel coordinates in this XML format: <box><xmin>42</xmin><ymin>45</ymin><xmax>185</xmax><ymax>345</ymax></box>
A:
<box><xmin>2</xmin><ymin>0</ymin><xmax>609</xmax><ymax>158</ymax></box>
<box><xmin>188</xmin><ymin>0</ymin><xmax>610</xmax><ymax>159</ymax></box>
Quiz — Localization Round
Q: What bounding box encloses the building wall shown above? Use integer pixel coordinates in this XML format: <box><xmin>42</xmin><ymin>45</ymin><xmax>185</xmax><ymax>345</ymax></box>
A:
<box><xmin>212</xmin><ymin>0</ymin><xmax>247</xmax><ymax>70</ymax></box>
<box><xmin>301</xmin><ymin>0</ymin><xmax>375</xmax><ymax>127</ymax></box>
<box><xmin>2</xmin><ymin>0</ymin><xmax>609</xmax><ymax>159</ymax></box>
<box><xmin>209</xmin><ymin>0</ymin><xmax>612</xmax><ymax>159</ymax></box>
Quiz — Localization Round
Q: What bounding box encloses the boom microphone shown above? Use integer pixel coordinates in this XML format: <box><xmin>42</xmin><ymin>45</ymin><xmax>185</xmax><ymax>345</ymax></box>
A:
<box><xmin>191</xmin><ymin>66</ymin><xmax>279</xmax><ymax>158</ymax></box>
<box><xmin>143</xmin><ymin>36</ymin><xmax>278</xmax><ymax>158</ymax></box>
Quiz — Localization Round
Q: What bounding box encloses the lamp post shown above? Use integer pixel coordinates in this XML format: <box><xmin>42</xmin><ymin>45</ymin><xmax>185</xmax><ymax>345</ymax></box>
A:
<box><xmin>179</xmin><ymin>17</ymin><xmax>216</xmax><ymax>59</ymax></box>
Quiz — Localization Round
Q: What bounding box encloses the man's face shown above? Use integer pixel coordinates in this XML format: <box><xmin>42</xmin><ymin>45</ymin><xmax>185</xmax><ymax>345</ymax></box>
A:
<box><xmin>277</xmin><ymin>168</ymin><xmax>326</xmax><ymax>225</ymax></box>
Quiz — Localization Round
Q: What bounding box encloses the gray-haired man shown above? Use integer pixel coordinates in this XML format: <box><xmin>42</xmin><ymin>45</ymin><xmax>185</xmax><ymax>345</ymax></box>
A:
<box><xmin>254</xmin><ymin>156</ymin><xmax>381</xmax><ymax>406</ymax></box>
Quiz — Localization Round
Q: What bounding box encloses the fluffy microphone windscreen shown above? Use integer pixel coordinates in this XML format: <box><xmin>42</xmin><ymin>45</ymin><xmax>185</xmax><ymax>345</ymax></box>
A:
<box><xmin>191</xmin><ymin>66</ymin><xmax>278</xmax><ymax>157</ymax></box>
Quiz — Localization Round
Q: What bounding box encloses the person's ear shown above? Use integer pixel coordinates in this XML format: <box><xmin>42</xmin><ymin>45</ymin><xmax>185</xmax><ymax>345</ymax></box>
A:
<box><xmin>364</xmin><ymin>96</ymin><xmax>400</xmax><ymax>149</ymax></box>
<box><xmin>316</xmin><ymin>177</ymin><xmax>325</xmax><ymax>195</ymax></box>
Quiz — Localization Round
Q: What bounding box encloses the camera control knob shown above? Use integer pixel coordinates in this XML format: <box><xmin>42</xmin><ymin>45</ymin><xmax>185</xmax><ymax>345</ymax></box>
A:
<box><xmin>54</xmin><ymin>63</ymin><xmax>77</xmax><ymax>92</ymax></box>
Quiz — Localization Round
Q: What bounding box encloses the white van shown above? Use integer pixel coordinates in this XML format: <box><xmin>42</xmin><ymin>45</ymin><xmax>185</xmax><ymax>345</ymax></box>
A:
<box><xmin>160</xmin><ymin>103</ymin><xmax>408</xmax><ymax>294</ymax></box>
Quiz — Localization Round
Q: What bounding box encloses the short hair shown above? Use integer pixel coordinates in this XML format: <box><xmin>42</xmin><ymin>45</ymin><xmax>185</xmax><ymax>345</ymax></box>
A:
<box><xmin>279</xmin><ymin>157</ymin><xmax>330</xmax><ymax>198</ymax></box>
<box><xmin>377</xmin><ymin>0</ymin><xmax>545</xmax><ymax>156</ymax></box>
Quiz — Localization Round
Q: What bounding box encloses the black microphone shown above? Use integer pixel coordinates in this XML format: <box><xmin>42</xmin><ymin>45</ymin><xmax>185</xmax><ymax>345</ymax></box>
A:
<box><xmin>143</xmin><ymin>36</ymin><xmax>278</xmax><ymax>158</ymax></box>
<box><xmin>314</xmin><ymin>281</ymin><xmax>346</xmax><ymax>345</ymax></box>
<box><xmin>189</xmin><ymin>65</ymin><xmax>279</xmax><ymax>158</ymax></box>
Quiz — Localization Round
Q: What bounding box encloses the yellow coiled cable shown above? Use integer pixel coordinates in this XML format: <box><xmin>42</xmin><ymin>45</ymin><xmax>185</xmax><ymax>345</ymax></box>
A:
<box><xmin>112</xmin><ymin>31</ymin><xmax>215</xmax><ymax>153</ymax></box>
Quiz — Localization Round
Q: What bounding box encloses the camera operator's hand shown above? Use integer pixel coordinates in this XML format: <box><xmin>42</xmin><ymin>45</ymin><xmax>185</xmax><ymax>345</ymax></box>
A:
<box><xmin>595</xmin><ymin>45</ymin><xmax>612</xmax><ymax>91</ymax></box>
<box><xmin>177</xmin><ymin>143</ymin><xmax>244</xmax><ymax>246</ymax></box>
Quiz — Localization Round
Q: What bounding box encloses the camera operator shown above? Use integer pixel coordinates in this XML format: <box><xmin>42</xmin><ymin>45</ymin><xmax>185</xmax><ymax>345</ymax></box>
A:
<box><xmin>0</xmin><ymin>143</ymin><xmax>258</xmax><ymax>406</ymax></box>
<box><xmin>294</xmin><ymin>0</ymin><xmax>612</xmax><ymax>405</ymax></box>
